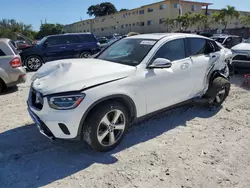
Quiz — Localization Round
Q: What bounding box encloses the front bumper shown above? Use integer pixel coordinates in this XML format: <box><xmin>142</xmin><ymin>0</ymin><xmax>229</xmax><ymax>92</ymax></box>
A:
<box><xmin>27</xmin><ymin>89</ymin><xmax>91</xmax><ymax>140</ymax></box>
<box><xmin>28</xmin><ymin>106</ymin><xmax>55</xmax><ymax>140</ymax></box>
<box><xmin>232</xmin><ymin>53</ymin><xmax>250</xmax><ymax>70</ymax></box>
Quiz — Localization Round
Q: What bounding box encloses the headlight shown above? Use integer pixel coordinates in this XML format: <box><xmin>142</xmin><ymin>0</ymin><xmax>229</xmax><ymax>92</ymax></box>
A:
<box><xmin>48</xmin><ymin>94</ymin><xmax>85</xmax><ymax>110</ymax></box>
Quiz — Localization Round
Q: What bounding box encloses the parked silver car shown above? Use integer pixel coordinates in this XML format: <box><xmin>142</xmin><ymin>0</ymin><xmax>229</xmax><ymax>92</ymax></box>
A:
<box><xmin>0</xmin><ymin>38</ymin><xmax>26</xmax><ymax>93</ymax></box>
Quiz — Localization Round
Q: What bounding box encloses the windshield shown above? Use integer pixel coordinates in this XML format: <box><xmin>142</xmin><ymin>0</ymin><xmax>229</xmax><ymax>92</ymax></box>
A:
<box><xmin>97</xmin><ymin>38</ymin><xmax>156</xmax><ymax>66</ymax></box>
<box><xmin>38</xmin><ymin>37</ymin><xmax>48</xmax><ymax>45</ymax></box>
<box><xmin>212</xmin><ymin>37</ymin><xmax>225</xmax><ymax>43</ymax></box>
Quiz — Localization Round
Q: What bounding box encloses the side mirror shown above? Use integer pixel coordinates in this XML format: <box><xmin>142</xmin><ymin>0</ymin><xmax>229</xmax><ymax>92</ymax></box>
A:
<box><xmin>148</xmin><ymin>58</ymin><xmax>172</xmax><ymax>69</ymax></box>
<box><xmin>44</xmin><ymin>42</ymin><xmax>49</xmax><ymax>47</ymax></box>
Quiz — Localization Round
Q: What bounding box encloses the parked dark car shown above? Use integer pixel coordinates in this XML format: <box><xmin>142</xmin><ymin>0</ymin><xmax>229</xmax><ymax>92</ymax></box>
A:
<box><xmin>20</xmin><ymin>33</ymin><xmax>101</xmax><ymax>71</ymax></box>
<box><xmin>211</xmin><ymin>34</ymin><xmax>243</xmax><ymax>49</ymax></box>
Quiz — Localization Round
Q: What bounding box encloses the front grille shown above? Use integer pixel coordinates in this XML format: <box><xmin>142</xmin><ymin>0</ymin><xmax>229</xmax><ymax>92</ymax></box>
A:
<box><xmin>233</xmin><ymin>55</ymin><xmax>250</xmax><ymax>61</ymax></box>
<box><xmin>30</xmin><ymin>88</ymin><xmax>44</xmax><ymax>110</ymax></box>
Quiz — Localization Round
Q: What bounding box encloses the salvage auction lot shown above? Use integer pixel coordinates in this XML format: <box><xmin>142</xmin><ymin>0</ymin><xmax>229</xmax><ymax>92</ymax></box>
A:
<box><xmin>0</xmin><ymin>72</ymin><xmax>250</xmax><ymax>188</ymax></box>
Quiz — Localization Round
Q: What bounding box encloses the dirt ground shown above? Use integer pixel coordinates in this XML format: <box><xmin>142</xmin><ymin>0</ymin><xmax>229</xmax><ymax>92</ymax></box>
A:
<box><xmin>0</xmin><ymin>73</ymin><xmax>250</xmax><ymax>188</ymax></box>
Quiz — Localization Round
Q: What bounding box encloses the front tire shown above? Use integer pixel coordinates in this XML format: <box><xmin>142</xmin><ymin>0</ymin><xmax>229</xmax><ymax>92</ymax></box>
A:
<box><xmin>26</xmin><ymin>55</ymin><xmax>43</xmax><ymax>71</ymax></box>
<box><xmin>80</xmin><ymin>52</ymin><xmax>92</xmax><ymax>58</ymax></box>
<box><xmin>205</xmin><ymin>77</ymin><xmax>230</xmax><ymax>107</ymax></box>
<box><xmin>83</xmin><ymin>102</ymin><xmax>129</xmax><ymax>152</ymax></box>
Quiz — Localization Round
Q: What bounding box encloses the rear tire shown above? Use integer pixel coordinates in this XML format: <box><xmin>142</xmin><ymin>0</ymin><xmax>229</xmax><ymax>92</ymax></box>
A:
<box><xmin>205</xmin><ymin>77</ymin><xmax>230</xmax><ymax>107</ymax></box>
<box><xmin>82</xmin><ymin>101</ymin><xmax>129</xmax><ymax>152</ymax></box>
<box><xmin>26</xmin><ymin>55</ymin><xmax>43</xmax><ymax>71</ymax></box>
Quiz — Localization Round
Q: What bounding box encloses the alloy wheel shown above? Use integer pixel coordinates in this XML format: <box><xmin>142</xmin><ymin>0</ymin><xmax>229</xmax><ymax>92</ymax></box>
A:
<box><xmin>27</xmin><ymin>57</ymin><xmax>42</xmax><ymax>70</ymax></box>
<box><xmin>80</xmin><ymin>52</ymin><xmax>92</xmax><ymax>58</ymax></box>
<box><xmin>97</xmin><ymin>109</ymin><xmax>126</xmax><ymax>147</ymax></box>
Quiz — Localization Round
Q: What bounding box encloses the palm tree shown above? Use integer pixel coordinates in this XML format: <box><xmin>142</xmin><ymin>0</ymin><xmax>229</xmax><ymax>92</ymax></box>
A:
<box><xmin>175</xmin><ymin>12</ymin><xmax>193</xmax><ymax>31</ymax></box>
<box><xmin>240</xmin><ymin>15</ymin><xmax>250</xmax><ymax>26</ymax></box>
<box><xmin>220</xmin><ymin>5</ymin><xmax>240</xmax><ymax>30</ymax></box>
<box><xmin>164</xmin><ymin>18</ymin><xmax>175</xmax><ymax>32</ymax></box>
<box><xmin>192</xmin><ymin>13</ymin><xmax>208</xmax><ymax>30</ymax></box>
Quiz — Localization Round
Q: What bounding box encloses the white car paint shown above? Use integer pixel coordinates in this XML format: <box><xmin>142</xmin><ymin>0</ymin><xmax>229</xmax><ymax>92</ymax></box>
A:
<box><xmin>27</xmin><ymin>33</ymin><xmax>229</xmax><ymax>140</ymax></box>
<box><xmin>232</xmin><ymin>42</ymin><xmax>250</xmax><ymax>51</ymax></box>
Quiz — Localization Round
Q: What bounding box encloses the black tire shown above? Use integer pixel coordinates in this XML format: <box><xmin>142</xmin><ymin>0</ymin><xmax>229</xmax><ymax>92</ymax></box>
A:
<box><xmin>0</xmin><ymin>79</ymin><xmax>5</xmax><ymax>93</ymax></box>
<box><xmin>25</xmin><ymin>55</ymin><xmax>43</xmax><ymax>71</ymax></box>
<box><xmin>205</xmin><ymin>77</ymin><xmax>230</xmax><ymax>107</ymax></box>
<box><xmin>80</xmin><ymin>51</ymin><xmax>92</xmax><ymax>58</ymax></box>
<box><xmin>83</xmin><ymin>101</ymin><xmax>129</xmax><ymax>152</ymax></box>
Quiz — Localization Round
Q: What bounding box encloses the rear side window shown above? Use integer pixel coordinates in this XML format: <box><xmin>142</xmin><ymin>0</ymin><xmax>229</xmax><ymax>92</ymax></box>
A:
<box><xmin>206</xmin><ymin>40</ymin><xmax>220</xmax><ymax>53</ymax></box>
<box><xmin>8</xmin><ymin>42</ymin><xmax>18</xmax><ymax>55</ymax></box>
<box><xmin>78</xmin><ymin>34</ymin><xmax>97</xmax><ymax>42</ymax></box>
<box><xmin>0</xmin><ymin>49</ymin><xmax>6</xmax><ymax>56</ymax></box>
<box><xmin>187</xmin><ymin>38</ymin><xmax>206</xmax><ymax>56</ymax></box>
<box><xmin>46</xmin><ymin>36</ymin><xmax>68</xmax><ymax>45</ymax></box>
<box><xmin>65</xmin><ymin>35</ymin><xmax>80</xmax><ymax>43</ymax></box>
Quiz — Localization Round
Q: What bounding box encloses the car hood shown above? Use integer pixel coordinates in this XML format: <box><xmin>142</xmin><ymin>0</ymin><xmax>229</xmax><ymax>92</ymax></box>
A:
<box><xmin>31</xmin><ymin>58</ymin><xmax>136</xmax><ymax>95</ymax></box>
<box><xmin>232</xmin><ymin>43</ymin><xmax>250</xmax><ymax>51</ymax></box>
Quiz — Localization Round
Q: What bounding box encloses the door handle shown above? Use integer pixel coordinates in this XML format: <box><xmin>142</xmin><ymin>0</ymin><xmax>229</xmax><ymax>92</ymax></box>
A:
<box><xmin>77</xmin><ymin>45</ymin><xmax>83</xmax><ymax>48</ymax></box>
<box><xmin>211</xmin><ymin>55</ymin><xmax>216</xmax><ymax>58</ymax></box>
<box><xmin>60</xmin><ymin>47</ymin><xmax>66</xmax><ymax>49</ymax></box>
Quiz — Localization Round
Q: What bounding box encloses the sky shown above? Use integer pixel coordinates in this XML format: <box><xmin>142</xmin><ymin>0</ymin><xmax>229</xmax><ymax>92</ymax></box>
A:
<box><xmin>0</xmin><ymin>0</ymin><xmax>250</xmax><ymax>31</ymax></box>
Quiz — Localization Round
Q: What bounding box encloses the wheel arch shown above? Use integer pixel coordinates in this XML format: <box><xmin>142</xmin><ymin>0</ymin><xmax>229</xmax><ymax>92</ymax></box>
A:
<box><xmin>77</xmin><ymin>94</ymin><xmax>137</xmax><ymax>138</ymax></box>
<box><xmin>209</xmin><ymin>70</ymin><xmax>229</xmax><ymax>85</ymax></box>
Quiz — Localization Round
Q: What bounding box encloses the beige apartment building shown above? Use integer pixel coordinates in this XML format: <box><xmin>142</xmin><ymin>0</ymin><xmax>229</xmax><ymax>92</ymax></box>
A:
<box><xmin>63</xmin><ymin>0</ymin><xmax>250</xmax><ymax>37</ymax></box>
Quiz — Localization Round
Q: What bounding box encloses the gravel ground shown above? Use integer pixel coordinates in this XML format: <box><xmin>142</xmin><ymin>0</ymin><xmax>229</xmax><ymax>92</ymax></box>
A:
<box><xmin>0</xmin><ymin>73</ymin><xmax>250</xmax><ymax>188</ymax></box>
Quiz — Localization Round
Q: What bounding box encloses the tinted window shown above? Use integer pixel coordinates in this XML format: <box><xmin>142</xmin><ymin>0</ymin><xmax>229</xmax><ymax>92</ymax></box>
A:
<box><xmin>46</xmin><ymin>36</ymin><xmax>66</xmax><ymax>45</ymax></box>
<box><xmin>153</xmin><ymin>39</ymin><xmax>186</xmax><ymax>62</ymax></box>
<box><xmin>78</xmin><ymin>34</ymin><xmax>97</xmax><ymax>42</ymax></box>
<box><xmin>66</xmin><ymin>35</ymin><xmax>80</xmax><ymax>43</ymax></box>
<box><xmin>0</xmin><ymin>49</ymin><xmax>5</xmax><ymax>56</ymax></box>
<box><xmin>212</xmin><ymin>37</ymin><xmax>225</xmax><ymax>43</ymax></box>
<box><xmin>187</xmin><ymin>38</ymin><xmax>206</xmax><ymax>56</ymax></box>
<box><xmin>206</xmin><ymin>40</ymin><xmax>220</xmax><ymax>53</ymax></box>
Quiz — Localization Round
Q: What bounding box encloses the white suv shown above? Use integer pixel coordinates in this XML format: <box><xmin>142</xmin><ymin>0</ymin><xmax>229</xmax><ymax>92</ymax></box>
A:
<box><xmin>27</xmin><ymin>33</ymin><xmax>230</xmax><ymax>152</ymax></box>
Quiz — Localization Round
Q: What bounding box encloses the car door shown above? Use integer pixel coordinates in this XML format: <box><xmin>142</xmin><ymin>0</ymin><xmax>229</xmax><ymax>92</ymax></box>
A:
<box><xmin>43</xmin><ymin>36</ymin><xmax>69</xmax><ymax>62</ymax></box>
<box><xmin>187</xmin><ymin>37</ymin><xmax>221</xmax><ymax>96</ymax></box>
<box><xmin>144</xmin><ymin>38</ymin><xmax>195</xmax><ymax>114</ymax></box>
<box><xmin>63</xmin><ymin>35</ymin><xmax>82</xmax><ymax>58</ymax></box>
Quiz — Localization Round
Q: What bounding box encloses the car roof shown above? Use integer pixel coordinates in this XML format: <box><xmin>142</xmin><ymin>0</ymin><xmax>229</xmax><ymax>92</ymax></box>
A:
<box><xmin>127</xmin><ymin>33</ymin><xmax>209</xmax><ymax>40</ymax></box>
<box><xmin>0</xmin><ymin>38</ymin><xmax>11</xmax><ymax>43</ymax></box>
<box><xmin>212</xmin><ymin>34</ymin><xmax>240</xmax><ymax>38</ymax></box>
<box><xmin>47</xmin><ymin>33</ymin><xmax>93</xmax><ymax>38</ymax></box>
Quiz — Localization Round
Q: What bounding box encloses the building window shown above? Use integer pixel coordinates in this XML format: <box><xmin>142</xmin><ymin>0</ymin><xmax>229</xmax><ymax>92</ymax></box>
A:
<box><xmin>139</xmin><ymin>9</ymin><xmax>144</xmax><ymax>14</ymax></box>
<box><xmin>87</xmin><ymin>21</ymin><xmax>89</xmax><ymax>24</ymax></box>
<box><xmin>126</xmin><ymin>24</ymin><xmax>128</xmax><ymax>27</ymax></box>
<box><xmin>133</xmin><ymin>23</ymin><xmax>135</xmax><ymax>26</ymax></box>
<box><xmin>148</xmin><ymin>8</ymin><xmax>153</xmax><ymax>12</ymax></box>
<box><xmin>159</xmin><ymin>18</ymin><xmax>165</xmax><ymax>24</ymax></box>
<box><xmin>139</xmin><ymin>22</ymin><xmax>145</xmax><ymax>26</ymax></box>
<box><xmin>93</xmin><ymin>29</ymin><xmax>96</xmax><ymax>32</ymax></box>
<box><xmin>191</xmin><ymin>5</ymin><xmax>197</xmax><ymax>11</ymax></box>
<box><xmin>129</xmin><ymin>24</ymin><xmax>131</xmax><ymax>27</ymax></box>
<box><xmin>128</xmin><ymin>12</ymin><xmax>131</xmax><ymax>15</ymax></box>
<box><xmin>174</xmin><ymin>3</ymin><xmax>179</xmax><ymax>8</ymax></box>
<box><xmin>160</xmin><ymin>4</ymin><xmax>167</xmax><ymax>10</ymax></box>
<box><xmin>121</xmin><ymin>25</ymin><xmax>124</xmax><ymax>28</ymax></box>
<box><xmin>101</xmin><ymin>28</ymin><xmax>104</xmax><ymax>31</ymax></box>
<box><xmin>147</xmin><ymin>20</ymin><xmax>153</xmax><ymax>25</ymax></box>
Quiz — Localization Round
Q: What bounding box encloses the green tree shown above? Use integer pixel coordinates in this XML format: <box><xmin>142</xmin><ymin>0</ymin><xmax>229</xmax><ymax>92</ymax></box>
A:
<box><xmin>175</xmin><ymin>12</ymin><xmax>193</xmax><ymax>31</ymax></box>
<box><xmin>0</xmin><ymin>19</ymin><xmax>36</xmax><ymax>40</ymax></box>
<box><xmin>192</xmin><ymin>13</ymin><xmax>209</xmax><ymax>30</ymax></box>
<box><xmin>87</xmin><ymin>2</ymin><xmax>117</xmax><ymax>17</ymax></box>
<box><xmin>240</xmin><ymin>15</ymin><xmax>250</xmax><ymax>26</ymax></box>
<box><xmin>36</xmin><ymin>23</ymin><xmax>64</xmax><ymax>39</ymax></box>
<box><xmin>220</xmin><ymin>5</ymin><xmax>239</xmax><ymax>30</ymax></box>
<box><xmin>164</xmin><ymin>18</ymin><xmax>175</xmax><ymax>32</ymax></box>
